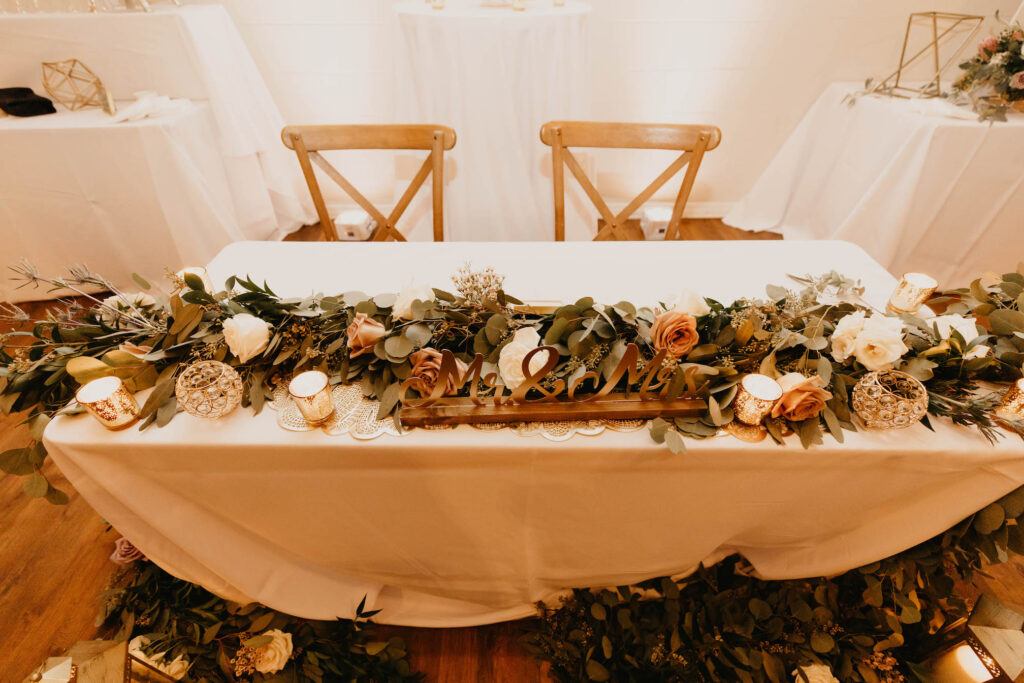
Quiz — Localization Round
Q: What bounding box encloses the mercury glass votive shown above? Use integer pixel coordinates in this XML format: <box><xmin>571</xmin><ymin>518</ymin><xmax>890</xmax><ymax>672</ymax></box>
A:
<box><xmin>288</xmin><ymin>371</ymin><xmax>335</xmax><ymax>426</ymax></box>
<box><xmin>887</xmin><ymin>272</ymin><xmax>938</xmax><ymax>315</ymax></box>
<box><xmin>76</xmin><ymin>376</ymin><xmax>140</xmax><ymax>430</ymax></box>
<box><xmin>995</xmin><ymin>379</ymin><xmax>1024</xmax><ymax>421</ymax></box>
<box><xmin>175</xmin><ymin>360</ymin><xmax>243</xmax><ymax>418</ymax></box>
<box><xmin>733</xmin><ymin>374</ymin><xmax>783</xmax><ymax>426</ymax></box>
<box><xmin>851</xmin><ymin>370</ymin><xmax>928</xmax><ymax>429</ymax></box>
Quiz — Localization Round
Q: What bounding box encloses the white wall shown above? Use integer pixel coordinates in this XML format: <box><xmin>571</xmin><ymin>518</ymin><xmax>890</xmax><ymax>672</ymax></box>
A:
<box><xmin>198</xmin><ymin>0</ymin><xmax>1016</xmax><ymax>215</ymax></box>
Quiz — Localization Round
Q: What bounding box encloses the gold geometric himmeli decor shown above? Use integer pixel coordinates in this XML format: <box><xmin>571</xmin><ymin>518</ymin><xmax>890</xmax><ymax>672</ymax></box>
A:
<box><xmin>41</xmin><ymin>59</ymin><xmax>116</xmax><ymax>115</ymax></box>
<box><xmin>872</xmin><ymin>11</ymin><xmax>985</xmax><ymax>98</ymax></box>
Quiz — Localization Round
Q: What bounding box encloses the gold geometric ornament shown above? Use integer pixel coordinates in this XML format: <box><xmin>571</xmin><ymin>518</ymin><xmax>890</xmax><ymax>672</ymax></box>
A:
<box><xmin>41</xmin><ymin>59</ymin><xmax>117</xmax><ymax>115</ymax></box>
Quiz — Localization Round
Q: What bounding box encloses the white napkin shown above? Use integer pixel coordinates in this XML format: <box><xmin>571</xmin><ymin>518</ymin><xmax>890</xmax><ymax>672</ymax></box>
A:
<box><xmin>111</xmin><ymin>90</ymin><xmax>192</xmax><ymax>123</ymax></box>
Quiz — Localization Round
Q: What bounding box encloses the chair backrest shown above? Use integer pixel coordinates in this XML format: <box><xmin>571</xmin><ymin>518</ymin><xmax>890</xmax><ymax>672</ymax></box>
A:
<box><xmin>282</xmin><ymin>124</ymin><xmax>457</xmax><ymax>241</ymax></box>
<box><xmin>539</xmin><ymin>121</ymin><xmax>721</xmax><ymax>241</ymax></box>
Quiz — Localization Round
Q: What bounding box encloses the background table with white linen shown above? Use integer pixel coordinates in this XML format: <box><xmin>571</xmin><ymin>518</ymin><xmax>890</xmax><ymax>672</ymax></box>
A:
<box><xmin>44</xmin><ymin>240</ymin><xmax>1024</xmax><ymax>627</ymax></box>
<box><xmin>724</xmin><ymin>83</ymin><xmax>1024</xmax><ymax>287</ymax></box>
<box><xmin>0</xmin><ymin>103</ymin><xmax>247</xmax><ymax>303</ymax></box>
<box><xmin>394</xmin><ymin>1</ymin><xmax>594</xmax><ymax>241</ymax></box>
<box><xmin>0</xmin><ymin>5</ymin><xmax>312</xmax><ymax>245</ymax></box>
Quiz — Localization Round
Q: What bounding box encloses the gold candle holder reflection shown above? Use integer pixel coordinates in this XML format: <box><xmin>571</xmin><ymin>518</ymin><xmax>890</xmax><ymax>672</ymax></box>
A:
<box><xmin>733</xmin><ymin>374</ymin><xmax>783</xmax><ymax>426</ymax></box>
<box><xmin>76</xmin><ymin>376</ymin><xmax>140</xmax><ymax>430</ymax></box>
<box><xmin>288</xmin><ymin>371</ymin><xmax>335</xmax><ymax>426</ymax></box>
<box><xmin>887</xmin><ymin>272</ymin><xmax>938</xmax><ymax>314</ymax></box>
<box><xmin>996</xmin><ymin>379</ymin><xmax>1024</xmax><ymax>422</ymax></box>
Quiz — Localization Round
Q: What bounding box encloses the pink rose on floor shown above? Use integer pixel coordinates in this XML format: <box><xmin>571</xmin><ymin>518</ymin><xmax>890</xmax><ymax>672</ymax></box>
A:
<box><xmin>346</xmin><ymin>313</ymin><xmax>387</xmax><ymax>358</ymax></box>
<box><xmin>110</xmin><ymin>536</ymin><xmax>145</xmax><ymax>565</ymax></box>
<box><xmin>979</xmin><ymin>36</ymin><xmax>999</xmax><ymax>58</ymax></box>
<box><xmin>1010</xmin><ymin>71</ymin><xmax>1024</xmax><ymax>90</ymax></box>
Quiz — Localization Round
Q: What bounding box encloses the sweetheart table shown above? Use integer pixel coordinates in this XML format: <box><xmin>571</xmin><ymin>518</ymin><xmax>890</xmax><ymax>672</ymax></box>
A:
<box><xmin>44</xmin><ymin>241</ymin><xmax>1024</xmax><ymax>627</ymax></box>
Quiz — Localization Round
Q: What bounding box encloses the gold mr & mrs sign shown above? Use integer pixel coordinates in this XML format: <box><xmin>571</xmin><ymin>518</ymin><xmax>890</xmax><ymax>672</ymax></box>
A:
<box><xmin>398</xmin><ymin>343</ymin><xmax>705</xmax><ymax>427</ymax></box>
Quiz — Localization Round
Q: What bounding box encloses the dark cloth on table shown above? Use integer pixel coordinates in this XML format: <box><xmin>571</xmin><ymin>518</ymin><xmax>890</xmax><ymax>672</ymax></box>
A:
<box><xmin>0</xmin><ymin>87</ymin><xmax>57</xmax><ymax>117</ymax></box>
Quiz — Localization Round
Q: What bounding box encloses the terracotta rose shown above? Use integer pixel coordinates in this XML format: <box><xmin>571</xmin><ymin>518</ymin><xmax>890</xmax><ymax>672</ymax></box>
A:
<box><xmin>346</xmin><ymin>313</ymin><xmax>387</xmax><ymax>358</ymax></box>
<box><xmin>651</xmin><ymin>311</ymin><xmax>700</xmax><ymax>357</ymax></box>
<box><xmin>408</xmin><ymin>348</ymin><xmax>468</xmax><ymax>397</ymax></box>
<box><xmin>770</xmin><ymin>372</ymin><xmax>832</xmax><ymax>422</ymax></box>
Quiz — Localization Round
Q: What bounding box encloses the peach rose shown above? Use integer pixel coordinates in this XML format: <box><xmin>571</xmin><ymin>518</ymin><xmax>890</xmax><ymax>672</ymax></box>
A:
<box><xmin>110</xmin><ymin>536</ymin><xmax>145</xmax><ymax>565</ymax></box>
<box><xmin>651</xmin><ymin>311</ymin><xmax>699</xmax><ymax>357</ymax></box>
<box><xmin>408</xmin><ymin>348</ymin><xmax>468</xmax><ymax>397</ymax></box>
<box><xmin>770</xmin><ymin>373</ymin><xmax>832</xmax><ymax>422</ymax></box>
<box><xmin>346</xmin><ymin>313</ymin><xmax>387</xmax><ymax>358</ymax></box>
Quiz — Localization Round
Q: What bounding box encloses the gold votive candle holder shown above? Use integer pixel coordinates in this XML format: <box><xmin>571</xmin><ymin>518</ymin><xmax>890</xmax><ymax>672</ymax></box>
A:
<box><xmin>996</xmin><ymin>379</ymin><xmax>1024</xmax><ymax>421</ymax></box>
<box><xmin>76</xmin><ymin>376</ymin><xmax>140</xmax><ymax>430</ymax></box>
<box><xmin>851</xmin><ymin>370</ymin><xmax>928</xmax><ymax>429</ymax></box>
<box><xmin>887</xmin><ymin>272</ymin><xmax>938</xmax><ymax>315</ymax></box>
<box><xmin>733</xmin><ymin>374</ymin><xmax>783</xmax><ymax>426</ymax></box>
<box><xmin>288</xmin><ymin>371</ymin><xmax>335</xmax><ymax>426</ymax></box>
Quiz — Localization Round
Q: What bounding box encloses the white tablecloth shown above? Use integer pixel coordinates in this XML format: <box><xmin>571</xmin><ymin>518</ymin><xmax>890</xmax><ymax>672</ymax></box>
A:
<box><xmin>0</xmin><ymin>104</ymin><xmax>246</xmax><ymax>303</ymax></box>
<box><xmin>0</xmin><ymin>6</ymin><xmax>313</xmax><ymax>240</ymax></box>
<box><xmin>724</xmin><ymin>83</ymin><xmax>1024</xmax><ymax>287</ymax></box>
<box><xmin>44</xmin><ymin>241</ymin><xmax>1024</xmax><ymax>626</ymax></box>
<box><xmin>394</xmin><ymin>1</ymin><xmax>593</xmax><ymax>241</ymax></box>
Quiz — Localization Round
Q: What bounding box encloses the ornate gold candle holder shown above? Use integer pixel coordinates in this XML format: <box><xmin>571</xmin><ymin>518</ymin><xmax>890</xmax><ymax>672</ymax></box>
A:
<box><xmin>175</xmin><ymin>361</ymin><xmax>243</xmax><ymax>419</ymax></box>
<box><xmin>733</xmin><ymin>374</ymin><xmax>783</xmax><ymax>426</ymax></box>
<box><xmin>887</xmin><ymin>272</ymin><xmax>938</xmax><ymax>315</ymax></box>
<box><xmin>76</xmin><ymin>376</ymin><xmax>140</xmax><ymax>430</ymax></box>
<box><xmin>995</xmin><ymin>379</ymin><xmax>1024</xmax><ymax>422</ymax></box>
<box><xmin>851</xmin><ymin>370</ymin><xmax>928</xmax><ymax>429</ymax></box>
<box><xmin>289</xmin><ymin>371</ymin><xmax>335</xmax><ymax>426</ymax></box>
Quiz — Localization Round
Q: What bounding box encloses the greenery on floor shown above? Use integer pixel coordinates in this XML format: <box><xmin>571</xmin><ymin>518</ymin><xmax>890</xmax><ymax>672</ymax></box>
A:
<box><xmin>99</xmin><ymin>562</ymin><xmax>421</xmax><ymax>682</ymax></box>
<box><xmin>522</xmin><ymin>484</ymin><xmax>1024</xmax><ymax>683</ymax></box>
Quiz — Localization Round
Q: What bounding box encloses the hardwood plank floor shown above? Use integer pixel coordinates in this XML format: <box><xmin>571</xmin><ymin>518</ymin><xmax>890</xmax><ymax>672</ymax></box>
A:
<box><xmin>9</xmin><ymin>220</ymin><xmax>1018</xmax><ymax>682</ymax></box>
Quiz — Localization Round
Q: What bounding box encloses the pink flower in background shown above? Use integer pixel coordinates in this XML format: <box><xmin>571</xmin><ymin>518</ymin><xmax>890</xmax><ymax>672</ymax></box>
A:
<box><xmin>979</xmin><ymin>36</ymin><xmax>999</xmax><ymax>58</ymax></box>
<box><xmin>110</xmin><ymin>536</ymin><xmax>145</xmax><ymax>565</ymax></box>
<box><xmin>1010</xmin><ymin>71</ymin><xmax>1024</xmax><ymax>90</ymax></box>
<box><xmin>1013</xmin><ymin>30</ymin><xmax>1023</xmax><ymax>41</ymax></box>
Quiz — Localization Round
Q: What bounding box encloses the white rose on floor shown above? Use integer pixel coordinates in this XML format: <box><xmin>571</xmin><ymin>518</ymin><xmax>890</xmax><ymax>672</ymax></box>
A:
<box><xmin>829</xmin><ymin>311</ymin><xmax>866</xmax><ymax>363</ymax></box>
<box><xmin>498</xmin><ymin>327</ymin><xmax>548</xmax><ymax>390</ymax></box>
<box><xmin>100</xmin><ymin>292</ymin><xmax>156</xmax><ymax>324</ymax></box>
<box><xmin>664</xmin><ymin>289</ymin><xmax>710</xmax><ymax>317</ymax></box>
<box><xmin>222</xmin><ymin>313</ymin><xmax>272</xmax><ymax>363</ymax></box>
<box><xmin>793</xmin><ymin>663</ymin><xmax>839</xmax><ymax>683</ymax></box>
<box><xmin>853</xmin><ymin>315</ymin><xmax>908</xmax><ymax>371</ymax></box>
<box><xmin>254</xmin><ymin>629</ymin><xmax>293</xmax><ymax>674</ymax></box>
<box><xmin>933</xmin><ymin>314</ymin><xmax>988</xmax><ymax>359</ymax></box>
<box><xmin>392</xmin><ymin>283</ymin><xmax>436</xmax><ymax>320</ymax></box>
<box><xmin>128</xmin><ymin>636</ymin><xmax>189</xmax><ymax>680</ymax></box>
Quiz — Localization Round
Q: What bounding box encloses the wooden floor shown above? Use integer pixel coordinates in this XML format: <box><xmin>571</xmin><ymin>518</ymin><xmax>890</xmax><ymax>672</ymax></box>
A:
<box><xmin>12</xmin><ymin>221</ymin><xmax>1023</xmax><ymax>681</ymax></box>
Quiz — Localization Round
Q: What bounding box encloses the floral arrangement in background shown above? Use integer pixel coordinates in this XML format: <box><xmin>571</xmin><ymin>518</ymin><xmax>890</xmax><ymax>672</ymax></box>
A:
<box><xmin>954</xmin><ymin>18</ymin><xmax>1024</xmax><ymax>119</ymax></box>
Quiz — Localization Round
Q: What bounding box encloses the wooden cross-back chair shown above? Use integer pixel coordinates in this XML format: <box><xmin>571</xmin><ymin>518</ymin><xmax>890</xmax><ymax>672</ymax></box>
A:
<box><xmin>539</xmin><ymin>121</ymin><xmax>722</xmax><ymax>241</ymax></box>
<box><xmin>282</xmin><ymin>124</ymin><xmax>456</xmax><ymax>241</ymax></box>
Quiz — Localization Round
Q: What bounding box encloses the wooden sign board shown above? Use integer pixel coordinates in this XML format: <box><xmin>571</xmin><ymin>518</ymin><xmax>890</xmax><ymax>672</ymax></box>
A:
<box><xmin>398</xmin><ymin>343</ymin><xmax>706</xmax><ymax>427</ymax></box>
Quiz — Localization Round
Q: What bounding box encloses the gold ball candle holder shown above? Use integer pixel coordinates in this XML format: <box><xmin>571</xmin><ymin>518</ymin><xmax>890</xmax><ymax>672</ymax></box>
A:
<box><xmin>288</xmin><ymin>371</ymin><xmax>335</xmax><ymax>426</ymax></box>
<box><xmin>995</xmin><ymin>379</ymin><xmax>1024</xmax><ymax>422</ymax></box>
<box><xmin>75</xmin><ymin>376</ymin><xmax>140</xmax><ymax>430</ymax></box>
<box><xmin>851</xmin><ymin>370</ymin><xmax>928</xmax><ymax>429</ymax></box>
<box><xmin>887</xmin><ymin>272</ymin><xmax>938</xmax><ymax>315</ymax></box>
<box><xmin>175</xmin><ymin>361</ymin><xmax>243</xmax><ymax>419</ymax></box>
<box><xmin>733</xmin><ymin>374</ymin><xmax>783</xmax><ymax>426</ymax></box>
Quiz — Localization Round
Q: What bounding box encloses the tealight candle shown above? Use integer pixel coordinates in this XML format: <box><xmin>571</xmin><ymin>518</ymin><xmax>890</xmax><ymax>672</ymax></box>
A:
<box><xmin>733</xmin><ymin>374</ymin><xmax>783</xmax><ymax>426</ymax></box>
<box><xmin>929</xmin><ymin>645</ymin><xmax>993</xmax><ymax>683</ymax></box>
<box><xmin>75</xmin><ymin>376</ymin><xmax>140</xmax><ymax>430</ymax></box>
<box><xmin>887</xmin><ymin>272</ymin><xmax>938</xmax><ymax>315</ymax></box>
<box><xmin>174</xmin><ymin>267</ymin><xmax>213</xmax><ymax>294</ymax></box>
<box><xmin>288</xmin><ymin>371</ymin><xmax>335</xmax><ymax>426</ymax></box>
<box><xmin>996</xmin><ymin>379</ymin><xmax>1024</xmax><ymax>422</ymax></box>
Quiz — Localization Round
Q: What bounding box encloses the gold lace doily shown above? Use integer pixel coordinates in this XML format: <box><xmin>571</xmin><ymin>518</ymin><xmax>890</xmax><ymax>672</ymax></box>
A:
<box><xmin>270</xmin><ymin>385</ymin><xmax>648</xmax><ymax>441</ymax></box>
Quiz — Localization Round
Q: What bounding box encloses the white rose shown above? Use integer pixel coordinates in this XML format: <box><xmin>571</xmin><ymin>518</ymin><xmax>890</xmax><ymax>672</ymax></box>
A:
<box><xmin>222</xmin><ymin>313</ymin><xmax>272</xmax><ymax>363</ymax></box>
<box><xmin>933</xmin><ymin>314</ymin><xmax>988</xmax><ymax>359</ymax></box>
<box><xmin>498</xmin><ymin>327</ymin><xmax>548</xmax><ymax>390</ymax></box>
<box><xmin>664</xmin><ymin>289</ymin><xmax>710</xmax><ymax>317</ymax></box>
<box><xmin>392</xmin><ymin>283</ymin><xmax>436</xmax><ymax>320</ymax></box>
<box><xmin>829</xmin><ymin>311</ymin><xmax>866</xmax><ymax>363</ymax></box>
<box><xmin>793</xmin><ymin>663</ymin><xmax>839</xmax><ymax>683</ymax></box>
<box><xmin>254</xmin><ymin>629</ymin><xmax>293</xmax><ymax>674</ymax></box>
<box><xmin>128</xmin><ymin>636</ymin><xmax>189</xmax><ymax>681</ymax></box>
<box><xmin>100</xmin><ymin>292</ymin><xmax>157</xmax><ymax>324</ymax></box>
<box><xmin>853</xmin><ymin>315</ymin><xmax>908</xmax><ymax>371</ymax></box>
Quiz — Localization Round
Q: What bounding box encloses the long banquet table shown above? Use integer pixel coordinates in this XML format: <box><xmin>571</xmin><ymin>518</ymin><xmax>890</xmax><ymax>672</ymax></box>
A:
<box><xmin>44</xmin><ymin>240</ymin><xmax>1024</xmax><ymax>627</ymax></box>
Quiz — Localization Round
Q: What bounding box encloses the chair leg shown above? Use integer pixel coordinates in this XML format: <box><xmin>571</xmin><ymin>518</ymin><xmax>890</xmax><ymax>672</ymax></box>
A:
<box><xmin>552</xmin><ymin>129</ymin><xmax>565</xmax><ymax>241</ymax></box>
<box><xmin>432</xmin><ymin>132</ymin><xmax>444</xmax><ymax>242</ymax></box>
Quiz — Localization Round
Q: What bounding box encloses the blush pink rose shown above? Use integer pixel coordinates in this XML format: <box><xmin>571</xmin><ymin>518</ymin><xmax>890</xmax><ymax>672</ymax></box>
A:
<box><xmin>110</xmin><ymin>537</ymin><xmax>145</xmax><ymax>565</ymax></box>
<box><xmin>346</xmin><ymin>313</ymin><xmax>387</xmax><ymax>358</ymax></box>
<box><xmin>651</xmin><ymin>311</ymin><xmax>700</xmax><ymax>357</ymax></box>
<box><xmin>408</xmin><ymin>348</ymin><xmax>468</xmax><ymax>397</ymax></box>
<box><xmin>979</xmin><ymin>36</ymin><xmax>999</xmax><ymax>58</ymax></box>
<box><xmin>1012</xmin><ymin>30</ymin><xmax>1023</xmax><ymax>41</ymax></box>
<box><xmin>1010</xmin><ymin>71</ymin><xmax>1024</xmax><ymax>90</ymax></box>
